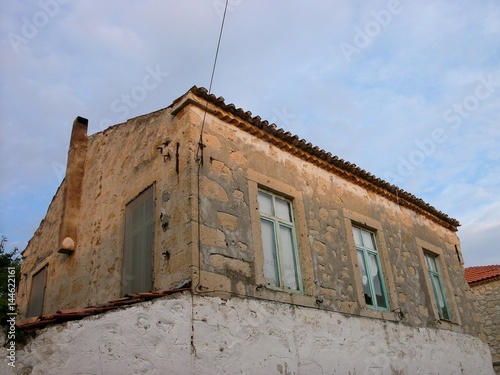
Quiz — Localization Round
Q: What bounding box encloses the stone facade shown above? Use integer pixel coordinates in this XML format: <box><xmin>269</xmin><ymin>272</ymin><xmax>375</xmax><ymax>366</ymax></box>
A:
<box><xmin>15</xmin><ymin>86</ymin><xmax>493</xmax><ymax>373</ymax></box>
<box><xmin>469</xmin><ymin>276</ymin><xmax>500</xmax><ymax>374</ymax></box>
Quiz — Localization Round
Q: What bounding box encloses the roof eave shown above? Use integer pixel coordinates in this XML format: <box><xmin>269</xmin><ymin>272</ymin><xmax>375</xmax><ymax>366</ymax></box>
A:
<box><xmin>171</xmin><ymin>85</ymin><xmax>460</xmax><ymax>232</ymax></box>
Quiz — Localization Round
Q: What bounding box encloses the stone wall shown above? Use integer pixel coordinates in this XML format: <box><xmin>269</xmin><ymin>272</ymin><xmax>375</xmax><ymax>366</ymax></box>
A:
<box><xmin>17</xmin><ymin>183</ymin><xmax>65</xmax><ymax>314</ymax></box>
<box><xmin>2</xmin><ymin>293</ymin><xmax>494</xmax><ymax>374</ymax></box>
<box><xmin>471</xmin><ymin>279</ymin><xmax>500</xmax><ymax>374</ymax></box>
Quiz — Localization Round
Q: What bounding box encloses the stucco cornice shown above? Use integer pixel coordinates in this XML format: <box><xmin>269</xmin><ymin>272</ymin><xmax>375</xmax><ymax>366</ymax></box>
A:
<box><xmin>170</xmin><ymin>86</ymin><xmax>460</xmax><ymax>232</ymax></box>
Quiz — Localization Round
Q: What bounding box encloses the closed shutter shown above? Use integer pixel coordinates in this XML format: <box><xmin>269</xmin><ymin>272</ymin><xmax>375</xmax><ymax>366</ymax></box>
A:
<box><xmin>122</xmin><ymin>185</ymin><xmax>154</xmax><ymax>295</ymax></box>
<box><xmin>27</xmin><ymin>266</ymin><xmax>48</xmax><ymax>317</ymax></box>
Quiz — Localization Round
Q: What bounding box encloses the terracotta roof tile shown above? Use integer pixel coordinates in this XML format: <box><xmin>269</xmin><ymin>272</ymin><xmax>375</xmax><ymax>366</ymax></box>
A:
<box><xmin>465</xmin><ymin>265</ymin><xmax>500</xmax><ymax>285</ymax></box>
<box><xmin>16</xmin><ymin>286</ymin><xmax>191</xmax><ymax>332</ymax></box>
<box><xmin>112</xmin><ymin>297</ymin><xmax>143</xmax><ymax>307</ymax></box>
<box><xmin>20</xmin><ymin>319</ymin><xmax>58</xmax><ymax>330</ymax></box>
<box><xmin>172</xmin><ymin>86</ymin><xmax>460</xmax><ymax>231</ymax></box>
<box><xmin>57</xmin><ymin>307</ymin><xmax>96</xmax><ymax>315</ymax></box>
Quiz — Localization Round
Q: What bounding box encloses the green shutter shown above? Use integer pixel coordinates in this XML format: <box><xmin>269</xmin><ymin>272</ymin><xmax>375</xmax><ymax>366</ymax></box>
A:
<box><xmin>27</xmin><ymin>266</ymin><xmax>47</xmax><ymax>317</ymax></box>
<box><xmin>123</xmin><ymin>185</ymin><xmax>154</xmax><ymax>295</ymax></box>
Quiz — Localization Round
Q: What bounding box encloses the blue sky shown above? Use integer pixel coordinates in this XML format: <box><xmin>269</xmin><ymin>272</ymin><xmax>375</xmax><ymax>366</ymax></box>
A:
<box><xmin>0</xmin><ymin>1</ymin><xmax>499</xmax><ymax>266</ymax></box>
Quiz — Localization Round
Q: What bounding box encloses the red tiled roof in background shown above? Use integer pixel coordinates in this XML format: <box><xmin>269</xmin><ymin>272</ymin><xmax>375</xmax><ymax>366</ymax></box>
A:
<box><xmin>465</xmin><ymin>265</ymin><xmax>500</xmax><ymax>285</ymax></box>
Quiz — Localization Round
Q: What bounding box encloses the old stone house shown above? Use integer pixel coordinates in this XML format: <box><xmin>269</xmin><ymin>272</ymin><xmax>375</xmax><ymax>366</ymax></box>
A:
<box><xmin>13</xmin><ymin>86</ymin><xmax>493</xmax><ymax>374</ymax></box>
<box><xmin>466</xmin><ymin>265</ymin><xmax>500</xmax><ymax>375</ymax></box>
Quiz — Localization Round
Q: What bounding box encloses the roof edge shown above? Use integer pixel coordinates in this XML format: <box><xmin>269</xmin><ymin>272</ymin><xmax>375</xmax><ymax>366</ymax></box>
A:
<box><xmin>17</xmin><ymin>287</ymin><xmax>191</xmax><ymax>332</ymax></box>
<box><xmin>172</xmin><ymin>85</ymin><xmax>460</xmax><ymax>231</ymax></box>
<box><xmin>468</xmin><ymin>274</ymin><xmax>500</xmax><ymax>287</ymax></box>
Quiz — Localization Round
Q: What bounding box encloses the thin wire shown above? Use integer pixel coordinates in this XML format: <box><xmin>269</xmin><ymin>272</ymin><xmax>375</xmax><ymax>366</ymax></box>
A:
<box><xmin>196</xmin><ymin>0</ymin><xmax>230</xmax><ymax>158</ymax></box>
<box><xmin>195</xmin><ymin>0</ymin><xmax>230</xmax><ymax>291</ymax></box>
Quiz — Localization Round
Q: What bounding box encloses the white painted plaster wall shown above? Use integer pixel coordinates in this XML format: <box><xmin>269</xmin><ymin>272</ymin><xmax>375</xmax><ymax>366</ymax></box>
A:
<box><xmin>2</xmin><ymin>293</ymin><xmax>494</xmax><ymax>375</ymax></box>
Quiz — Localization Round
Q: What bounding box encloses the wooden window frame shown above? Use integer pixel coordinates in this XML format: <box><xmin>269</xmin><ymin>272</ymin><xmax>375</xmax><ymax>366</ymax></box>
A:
<box><xmin>248</xmin><ymin>169</ymin><xmax>315</xmax><ymax>303</ymax></box>
<box><xmin>257</xmin><ymin>189</ymin><xmax>303</xmax><ymax>293</ymax></box>
<box><xmin>343</xmin><ymin>208</ymin><xmax>399</xmax><ymax>320</ymax></box>
<box><xmin>416</xmin><ymin>238</ymin><xmax>460</xmax><ymax>325</ymax></box>
<box><xmin>424</xmin><ymin>252</ymin><xmax>452</xmax><ymax>321</ymax></box>
<box><xmin>352</xmin><ymin>226</ymin><xmax>390</xmax><ymax>311</ymax></box>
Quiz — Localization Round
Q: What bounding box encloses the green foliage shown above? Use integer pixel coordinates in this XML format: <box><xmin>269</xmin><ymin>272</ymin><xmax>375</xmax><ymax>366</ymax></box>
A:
<box><xmin>0</xmin><ymin>235</ymin><xmax>22</xmax><ymax>326</ymax></box>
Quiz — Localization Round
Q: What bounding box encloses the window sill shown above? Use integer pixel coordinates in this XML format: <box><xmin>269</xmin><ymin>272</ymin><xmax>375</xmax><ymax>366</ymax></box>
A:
<box><xmin>359</xmin><ymin>306</ymin><xmax>400</xmax><ymax>322</ymax></box>
<box><xmin>435</xmin><ymin>318</ymin><xmax>460</xmax><ymax>329</ymax></box>
<box><xmin>254</xmin><ymin>286</ymin><xmax>317</xmax><ymax>308</ymax></box>
<box><xmin>264</xmin><ymin>284</ymin><xmax>304</xmax><ymax>295</ymax></box>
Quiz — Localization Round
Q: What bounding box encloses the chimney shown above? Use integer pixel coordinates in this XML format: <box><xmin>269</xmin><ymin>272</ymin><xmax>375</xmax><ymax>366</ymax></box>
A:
<box><xmin>58</xmin><ymin>116</ymin><xmax>88</xmax><ymax>254</ymax></box>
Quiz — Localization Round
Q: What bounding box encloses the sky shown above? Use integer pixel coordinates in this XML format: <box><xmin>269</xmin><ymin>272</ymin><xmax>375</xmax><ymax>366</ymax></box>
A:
<box><xmin>0</xmin><ymin>1</ymin><xmax>499</xmax><ymax>267</ymax></box>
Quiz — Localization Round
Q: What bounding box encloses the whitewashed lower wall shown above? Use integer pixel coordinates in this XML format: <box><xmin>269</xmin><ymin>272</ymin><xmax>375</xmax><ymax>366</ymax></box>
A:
<box><xmin>3</xmin><ymin>292</ymin><xmax>494</xmax><ymax>375</ymax></box>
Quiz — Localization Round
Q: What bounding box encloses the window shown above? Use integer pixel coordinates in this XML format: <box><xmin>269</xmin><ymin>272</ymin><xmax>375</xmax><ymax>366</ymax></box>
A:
<box><xmin>27</xmin><ymin>266</ymin><xmax>47</xmax><ymax>317</ymax></box>
<box><xmin>122</xmin><ymin>185</ymin><xmax>154</xmax><ymax>295</ymax></box>
<box><xmin>352</xmin><ymin>227</ymin><xmax>389</xmax><ymax>310</ymax></box>
<box><xmin>257</xmin><ymin>190</ymin><xmax>302</xmax><ymax>292</ymax></box>
<box><xmin>424</xmin><ymin>253</ymin><xmax>451</xmax><ymax>320</ymax></box>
